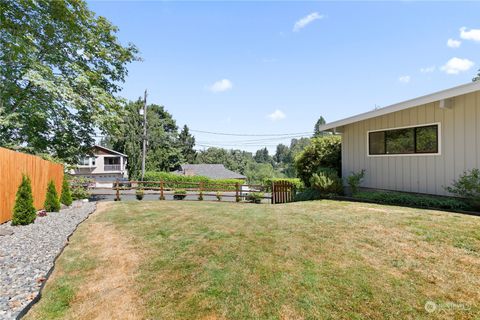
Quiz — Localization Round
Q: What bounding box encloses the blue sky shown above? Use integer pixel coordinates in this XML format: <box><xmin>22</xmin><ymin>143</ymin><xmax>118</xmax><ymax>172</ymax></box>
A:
<box><xmin>89</xmin><ymin>1</ymin><xmax>480</xmax><ymax>153</ymax></box>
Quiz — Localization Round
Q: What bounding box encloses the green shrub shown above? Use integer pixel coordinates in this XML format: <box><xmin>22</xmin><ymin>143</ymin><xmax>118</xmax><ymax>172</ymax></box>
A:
<box><xmin>445</xmin><ymin>169</ymin><xmax>480</xmax><ymax>210</ymax></box>
<box><xmin>44</xmin><ymin>180</ymin><xmax>61</xmax><ymax>212</ymax></box>
<box><xmin>173</xmin><ymin>189</ymin><xmax>187</xmax><ymax>200</ymax></box>
<box><xmin>143</xmin><ymin>171</ymin><xmax>239</xmax><ymax>191</ymax></box>
<box><xmin>246</xmin><ymin>192</ymin><xmax>264</xmax><ymax>204</ymax></box>
<box><xmin>294</xmin><ymin>135</ymin><xmax>341</xmax><ymax>187</ymax></box>
<box><xmin>198</xmin><ymin>191</ymin><xmax>204</xmax><ymax>201</ymax></box>
<box><xmin>136</xmin><ymin>189</ymin><xmax>144</xmax><ymax>200</ymax></box>
<box><xmin>309</xmin><ymin>168</ymin><xmax>343</xmax><ymax>195</ymax></box>
<box><xmin>347</xmin><ymin>169</ymin><xmax>366</xmax><ymax>195</ymax></box>
<box><xmin>12</xmin><ymin>174</ymin><xmax>37</xmax><ymax>226</ymax></box>
<box><xmin>354</xmin><ymin>191</ymin><xmax>471</xmax><ymax>211</ymax></box>
<box><xmin>60</xmin><ymin>176</ymin><xmax>73</xmax><ymax>206</ymax></box>
<box><xmin>69</xmin><ymin>176</ymin><xmax>92</xmax><ymax>200</ymax></box>
<box><xmin>294</xmin><ymin>188</ymin><xmax>323</xmax><ymax>202</ymax></box>
<box><xmin>262</xmin><ymin>178</ymin><xmax>304</xmax><ymax>192</ymax></box>
<box><xmin>216</xmin><ymin>192</ymin><xmax>222</xmax><ymax>201</ymax></box>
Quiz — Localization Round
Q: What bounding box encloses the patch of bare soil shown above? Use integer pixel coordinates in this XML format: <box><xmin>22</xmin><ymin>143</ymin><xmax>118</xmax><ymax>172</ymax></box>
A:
<box><xmin>58</xmin><ymin>202</ymin><xmax>145</xmax><ymax>320</ymax></box>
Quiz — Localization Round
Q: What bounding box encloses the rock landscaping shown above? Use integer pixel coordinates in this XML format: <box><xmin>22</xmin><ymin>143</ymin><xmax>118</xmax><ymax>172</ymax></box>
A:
<box><xmin>0</xmin><ymin>200</ymin><xmax>96</xmax><ymax>319</ymax></box>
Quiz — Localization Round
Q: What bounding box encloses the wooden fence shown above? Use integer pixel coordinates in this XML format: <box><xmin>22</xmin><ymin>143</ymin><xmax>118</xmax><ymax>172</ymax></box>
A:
<box><xmin>271</xmin><ymin>180</ymin><xmax>296</xmax><ymax>204</ymax></box>
<box><xmin>0</xmin><ymin>147</ymin><xmax>64</xmax><ymax>223</ymax></box>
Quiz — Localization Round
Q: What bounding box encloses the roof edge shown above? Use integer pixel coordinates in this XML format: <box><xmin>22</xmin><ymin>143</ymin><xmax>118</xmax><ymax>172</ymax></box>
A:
<box><xmin>94</xmin><ymin>145</ymin><xmax>127</xmax><ymax>157</ymax></box>
<box><xmin>319</xmin><ymin>81</ymin><xmax>480</xmax><ymax>131</ymax></box>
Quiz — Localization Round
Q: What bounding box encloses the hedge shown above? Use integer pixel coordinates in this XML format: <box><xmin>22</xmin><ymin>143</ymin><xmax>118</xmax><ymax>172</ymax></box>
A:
<box><xmin>143</xmin><ymin>171</ymin><xmax>241</xmax><ymax>191</ymax></box>
<box><xmin>262</xmin><ymin>178</ymin><xmax>304</xmax><ymax>192</ymax></box>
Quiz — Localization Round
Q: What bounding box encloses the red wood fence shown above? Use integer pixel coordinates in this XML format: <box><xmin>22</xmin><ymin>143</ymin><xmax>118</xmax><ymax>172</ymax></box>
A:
<box><xmin>0</xmin><ymin>147</ymin><xmax>64</xmax><ymax>223</ymax></box>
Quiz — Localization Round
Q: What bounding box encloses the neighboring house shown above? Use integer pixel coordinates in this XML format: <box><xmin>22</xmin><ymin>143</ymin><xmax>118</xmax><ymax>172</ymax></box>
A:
<box><xmin>70</xmin><ymin>145</ymin><xmax>128</xmax><ymax>187</ymax></box>
<box><xmin>319</xmin><ymin>81</ymin><xmax>480</xmax><ymax>196</ymax></box>
<box><xmin>173</xmin><ymin>164</ymin><xmax>246</xmax><ymax>181</ymax></box>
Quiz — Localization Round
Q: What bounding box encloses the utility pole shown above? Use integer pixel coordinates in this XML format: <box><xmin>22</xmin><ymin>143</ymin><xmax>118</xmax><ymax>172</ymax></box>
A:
<box><xmin>141</xmin><ymin>89</ymin><xmax>147</xmax><ymax>181</ymax></box>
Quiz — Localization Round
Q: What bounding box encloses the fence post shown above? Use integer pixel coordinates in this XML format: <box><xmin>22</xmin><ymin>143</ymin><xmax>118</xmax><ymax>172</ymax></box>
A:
<box><xmin>235</xmin><ymin>182</ymin><xmax>240</xmax><ymax>202</ymax></box>
<box><xmin>160</xmin><ymin>180</ymin><xmax>165</xmax><ymax>200</ymax></box>
<box><xmin>115</xmin><ymin>179</ymin><xmax>120</xmax><ymax>201</ymax></box>
<box><xmin>271</xmin><ymin>182</ymin><xmax>275</xmax><ymax>204</ymax></box>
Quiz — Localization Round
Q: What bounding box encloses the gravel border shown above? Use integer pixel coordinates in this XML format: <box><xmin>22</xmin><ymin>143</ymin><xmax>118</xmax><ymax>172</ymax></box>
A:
<box><xmin>0</xmin><ymin>201</ymin><xmax>97</xmax><ymax>320</ymax></box>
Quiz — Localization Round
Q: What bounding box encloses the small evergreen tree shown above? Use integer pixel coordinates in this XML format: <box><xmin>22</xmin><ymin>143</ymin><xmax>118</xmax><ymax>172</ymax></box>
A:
<box><xmin>60</xmin><ymin>176</ymin><xmax>73</xmax><ymax>206</ymax></box>
<box><xmin>12</xmin><ymin>174</ymin><xmax>37</xmax><ymax>226</ymax></box>
<box><xmin>44</xmin><ymin>180</ymin><xmax>61</xmax><ymax>212</ymax></box>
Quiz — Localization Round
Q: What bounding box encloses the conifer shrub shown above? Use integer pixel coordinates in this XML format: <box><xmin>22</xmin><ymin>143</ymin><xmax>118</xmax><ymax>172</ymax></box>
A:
<box><xmin>12</xmin><ymin>174</ymin><xmax>37</xmax><ymax>226</ymax></box>
<box><xmin>44</xmin><ymin>180</ymin><xmax>61</xmax><ymax>212</ymax></box>
<box><xmin>60</xmin><ymin>176</ymin><xmax>73</xmax><ymax>206</ymax></box>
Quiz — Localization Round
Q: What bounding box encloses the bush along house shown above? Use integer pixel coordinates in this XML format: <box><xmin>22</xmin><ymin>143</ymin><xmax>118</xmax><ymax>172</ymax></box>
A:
<box><xmin>318</xmin><ymin>81</ymin><xmax>480</xmax><ymax>196</ymax></box>
<box><xmin>70</xmin><ymin>145</ymin><xmax>128</xmax><ymax>187</ymax></box>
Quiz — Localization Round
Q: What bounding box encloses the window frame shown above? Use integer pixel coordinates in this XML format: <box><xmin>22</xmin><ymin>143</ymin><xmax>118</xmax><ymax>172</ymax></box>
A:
<box><xmin>367</xmin><ymin>122</ymin><xmax>441</xmax><ymax>157</ymax></box>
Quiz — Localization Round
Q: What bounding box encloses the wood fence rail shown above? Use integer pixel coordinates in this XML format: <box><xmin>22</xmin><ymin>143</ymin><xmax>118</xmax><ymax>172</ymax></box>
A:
<box><xmin>0</xmin><ymin>147</ymin><xmax>64</xmax><ymax>223</ymax></box>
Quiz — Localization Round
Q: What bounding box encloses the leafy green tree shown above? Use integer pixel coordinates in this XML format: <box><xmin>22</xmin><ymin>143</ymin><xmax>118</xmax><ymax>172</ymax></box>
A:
<box><xmin>294</xmin><ymin>136</ymin><xmax>342</xmax><ymax>187</ymax></box>
<box><xmin>12</xmin><ymin>174</ymin><xmax>36</xmax><ymax>225</ymax></box>
<box><xmin>0</xmin><ymin>0</ymin><xmax>138</xmax><ymax>162</ymax></box>
<box><xmin>273</xmin><ymin>144</ymin><xmax>290</xmax><ymax>164</ymax></box>
<box><xmin>196</xmin><ymin>148</ymin><xmax>254</xmax><ymax>175</ymax></box>
<box><xmin>254</xmin><ymin>147</ymin><xmax>272</xmax><ymax>164</ymax></box>
<box><xmin>178</xmin><ymin>125</ymin><xmax>196</xmax><ymax>163</ymax></box>
<box><xmin>245</xmin><ymin>162</ymin><xmax>283</xmax><ymax>183</ymax></box>
<box><xmin>60</xmin><ymin>175</ymin><xmax>73</xmax><ymax>206</ymax></box>
<box><xmin>44</xmin><ymin>180</ymin><xmax>61</xmax><ymax>212</ymax></box>
<box><xmin>314</xmin><ymin>116</ymin><xmax>328</xmax><ymax>137</ymax></box>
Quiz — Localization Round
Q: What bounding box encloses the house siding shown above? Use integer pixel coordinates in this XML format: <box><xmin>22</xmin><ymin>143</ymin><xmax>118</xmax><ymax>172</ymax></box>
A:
<box><xmin>341</xmin><ymin>91</ymin><xmax>480</xmax><ymax>196</ymax></box>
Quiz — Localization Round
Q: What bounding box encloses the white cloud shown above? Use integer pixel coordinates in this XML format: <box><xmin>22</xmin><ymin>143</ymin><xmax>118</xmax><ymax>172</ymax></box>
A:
<box><xmin>420</xmin><ymin>66</ymin><xmax>436</xmax><ymax>73</ymax></box>
<box><xmin>293</xmin><ymin>12</ymin><xmax>324</xmax><ymax>32</ymax></box>
<box><xmin>440</xmin><ymin>57</ymin><xmax>475</xmax><ymax>74</ymax></box>
<box><xmin>447</xmin><ymin>38</ymin><xmax>461</xmax><ymax>48</ymax></box>
<box><xmin>398</xmin><ymin>75</ymin><xmax>411</xmax><ymax>83</ymax></box>
<box><xmin>208</xmin><ymin>79</ymin><xmax>233</xmax><ymax>93</ymax></box>
<box><xmin>267</xmin><ymin>109</ymin><xmax>286</xmax><ymax>121</ymax></box>
<box><xmin>460</xmin><ymin>27</ymin><xmax>480</xmax><ymax>42</ymax></box>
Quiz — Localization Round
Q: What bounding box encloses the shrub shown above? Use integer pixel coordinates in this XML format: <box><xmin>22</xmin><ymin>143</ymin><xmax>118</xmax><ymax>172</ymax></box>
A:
<box><xmin>354</xmin><ymin>191</ymin><xmax>471</xmax><ymax>211</ymax></box>
<box><xmin>136</xmin><ymin>189</ymin><xmax>144</xmax><ymax>200</ymax></box>
<box><xmin>143</xmin><ymin>171</ymin><xmax>239</xmax><ymax>191</ymax></box>
<box><xmin>173</xmin><ymin>189</ymin><xmax>187</xmax><ymax>200</ymax></box>
<box><xmin>309</xmin><ymin>168</ymin><xmax>343</xmax><ymax>195</ymax></box>
<box><xmin>198</xmin><ymin>191</ymin><xmax>204</xmax><ymax>201</ymax></box>
<box><xmin>12</xmin><ymin>174</ymin><xmax>37</xmax><ymax>226</ymax></box>
<box><xmin>262</xmin><ymin>178</ymin><xmax>304</xmax><ymax>192</ymax></box>
<box><xmin>216</xmin><ymin>192</ymin><xmax>222</xmax><ymax>201</ymax></box>
<box><xmin>44</xmin><ymin>180</ymin><xmax>61</xmax><ymax>212</ymax></box>
<box><xmin>294</xmin><ymin>135</ymin><xmax>341</xmax><ymax>187</ymax></box>
<box><xmin>347</xmin><ymin>169</ymin><xmax>366</xmax><ymax>195</ymax></box>
<box><xmin>445</xmin><ymin>169</ymin><xmax>480</xmax><ymax>209</ymax></box>
<box><xmin>69</xmin><ymin>176</ymin><xmax>92</xmax><ymax>200</ymax></box>
<box><xmin>294</xmin><ymin>188</ymin><xmax>323</xmax><ymax>202</ymax></box>
<box><xmin>60</xmin><ymin>176</ymin><xmax>73</xmax><ymax>206</ymax></box>
<box><xmin>246</xmin><ymin>192</ymin><xmax>264</xmax><ymax>204</ymax></box>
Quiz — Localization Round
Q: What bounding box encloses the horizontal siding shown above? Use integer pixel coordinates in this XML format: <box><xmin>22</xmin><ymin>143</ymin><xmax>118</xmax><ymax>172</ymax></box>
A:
<box><xmin>341</xmin><ymin>91</ymin><xmax>480</xmax><ymax>196</ymax></box>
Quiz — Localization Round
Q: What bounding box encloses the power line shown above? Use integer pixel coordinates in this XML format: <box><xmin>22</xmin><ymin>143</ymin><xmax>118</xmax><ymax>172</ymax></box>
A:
<box><xmin>191</xmin><ymin>129</ymin><xmax>314</xmax><ymax>137</ymax></box>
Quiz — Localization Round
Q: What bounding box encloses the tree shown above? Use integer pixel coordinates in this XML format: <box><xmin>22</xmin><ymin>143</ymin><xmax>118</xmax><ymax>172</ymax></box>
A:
<box><xmin>12</xmin><ymin>174</ymin><xmax>36</xmax><ymax>226</ymax></box>
<box><xmin>254</xmin><ymin>147</ymin><xmax>272</xmax><ymax>164</ymax></box>
<box><xmin>273</xmin><ymin>144</ymin><xmax>290</xmax><ymax>164</ymax></box>
<box><xmin>60</xmin><ymin>175</ymin><xmax>73</xmax><ymax>206</ymax></box>
<box><xmin>178</xmin><ymin>125</ymin><xmax>196</xmax><ymax>163</ymax></box>
<box><xmin>44</xmin><ymin>180</ymin><xmax>61</xmax><ymax>212</ymax></box>
<box><xmin>313</xmin><ymin>116</ymin><xmax>328</xmax><ymax>137</ymax></box>
<box><xmin>294</xmin><ymin>136</ymin><xmax>342</xmax><ymax>187</ymax></box>
<box><xmin>244</xmin><ymin>162</ymin><xmax>283</xmax><ymax>183</ymax></box>
<box><xmin>474</xmin><ymin>71</ymin><xmax>480</xmax><ymax>82</ymax></box>
<box><xmin>0</xmin><ymin>0</ymin><xmax>138</xmax><ymax>162</ymax></box>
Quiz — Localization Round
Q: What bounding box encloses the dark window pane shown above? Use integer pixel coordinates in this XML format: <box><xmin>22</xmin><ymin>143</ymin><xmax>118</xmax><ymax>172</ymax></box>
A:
<box><xmin>416</xmin><ymin>125</ymin><xmax>438</xmax><ymax>153</ymax></box>
<box><xmin>386</xmin><ymin>128</ymin><xmax>414</xmax><ymax>154</ymax></box>
<box><xmin>369</xmin><ymin>131</ymin><xmax>385</xmax><ymax>154</ymax></box>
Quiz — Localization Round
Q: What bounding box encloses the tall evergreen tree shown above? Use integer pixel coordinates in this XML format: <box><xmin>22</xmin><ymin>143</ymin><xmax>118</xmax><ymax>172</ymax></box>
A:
<box><xmin>178</xmin><ymin>125</ymin><xmax>196</xmax><ymax>163</ymax></box>
<box><xmin>313</xmin><ymin>116</ymin><xmax>327</xmax><ymax>137</ymax></box>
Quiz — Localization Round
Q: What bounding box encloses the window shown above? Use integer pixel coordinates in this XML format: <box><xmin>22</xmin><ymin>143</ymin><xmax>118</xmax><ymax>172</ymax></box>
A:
<box><xmin>368</xmin><ymin>124</ymin><xmax>438</xmax><ymax>155</ymax></box>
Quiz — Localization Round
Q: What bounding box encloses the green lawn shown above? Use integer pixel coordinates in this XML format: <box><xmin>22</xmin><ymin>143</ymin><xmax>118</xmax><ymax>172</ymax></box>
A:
<box><xmin>27</xmin><ymin>200</ymin><xmax>480</xmax><ymax>319</ymax></box>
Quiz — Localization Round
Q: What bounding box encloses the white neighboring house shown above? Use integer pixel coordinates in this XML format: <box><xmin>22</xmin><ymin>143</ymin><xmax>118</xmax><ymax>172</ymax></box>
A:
<box><xmin>70</xmin><ymin>145</ymin><xmax>128</xmax><ymax>187</ymax></box>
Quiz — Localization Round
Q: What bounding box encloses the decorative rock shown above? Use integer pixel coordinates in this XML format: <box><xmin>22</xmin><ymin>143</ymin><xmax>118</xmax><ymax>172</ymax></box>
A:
<box><xmin>0</xmin><ymin>201</ymin><xmax>96</xmax><ymax>319</ymax></box>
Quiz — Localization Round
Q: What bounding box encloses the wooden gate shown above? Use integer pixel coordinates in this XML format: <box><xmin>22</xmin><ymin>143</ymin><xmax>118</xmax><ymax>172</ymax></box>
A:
<box><xmin>271</xmin><ymin>181</ymin><xmax>295</xmax><ymax>204</ymax></box>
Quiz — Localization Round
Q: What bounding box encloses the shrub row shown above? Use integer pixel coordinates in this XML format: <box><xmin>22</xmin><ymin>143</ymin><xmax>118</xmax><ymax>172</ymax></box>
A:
<box><xmin>143</xmin><ymin>171</ymin><xmax>242</xmax><ymax>191</ymax></box>
<box><xmin>353</xmin><ymin>191</ymin><xmax>471</xmax><ymax>211</ymax></box>
<box><xmin>262</xmin><ymin>178</ymin><xmax>304</xmax><ymax>192</ymax></box>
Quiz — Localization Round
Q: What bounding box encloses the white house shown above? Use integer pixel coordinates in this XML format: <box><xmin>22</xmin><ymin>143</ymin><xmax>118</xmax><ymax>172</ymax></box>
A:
<box><xmin>319</xmin><ymin>81</ymin><xmax>480</xmax><ymax>196</ymax></box>
<box><xmin>70</xmin><ymin>145</ymin><xmax>128</xmax><ymax>187</ymax></box>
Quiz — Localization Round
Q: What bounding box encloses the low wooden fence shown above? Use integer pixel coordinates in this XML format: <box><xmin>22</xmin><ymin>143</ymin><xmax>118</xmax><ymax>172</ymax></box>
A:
<box><xmin>0</xmin><ymin>147</ymin><xmax>64</xmax><ymax>223</ymax></box>
<box><xmin>85</xmin><ymin>179</ymin><xmax>296</xmax><ymax>204</ymax></box>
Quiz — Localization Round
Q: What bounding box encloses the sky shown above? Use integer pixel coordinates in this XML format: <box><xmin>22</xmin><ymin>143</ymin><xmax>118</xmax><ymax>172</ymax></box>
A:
<box><xmin>88</xmin><ymin>1</ymin><xmax>480</xmax><ymax>153</ymax></box>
